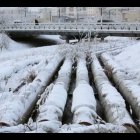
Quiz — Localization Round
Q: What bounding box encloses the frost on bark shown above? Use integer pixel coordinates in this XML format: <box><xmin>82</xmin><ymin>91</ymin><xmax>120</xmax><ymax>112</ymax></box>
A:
<box><xmin>36</xmin><ymin>58</ymin><xmax>72</xmax><ymax>123</ymax></box>
<box><xmin>91</xmin><ymin>55</ymin><xmax>135</xmax><ymax>131</ymax></box>
<box><xmin>71</xmin><ymin>55</ymin><xmax>98</xmax><ymax>125</ymax></box>
<box><xmin>0</xmin><ymin>55</ymin><xmax>63</xmax><ymax>126</ymax></box>
<box><xmin>100</xmin><ymin>53</ymin><xmax>140</xmax><ymax>125</ymax></box>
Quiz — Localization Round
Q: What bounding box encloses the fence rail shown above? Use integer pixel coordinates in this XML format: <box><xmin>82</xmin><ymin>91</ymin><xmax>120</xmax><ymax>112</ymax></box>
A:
<box><xmin>1</xmin><ymin>23</ymin><xmax>140</xmax><ymax>31</ymax></box>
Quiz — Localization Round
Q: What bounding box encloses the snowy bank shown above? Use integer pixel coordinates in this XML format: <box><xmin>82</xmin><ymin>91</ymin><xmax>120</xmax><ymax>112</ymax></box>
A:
<box><xmin>0</xmin><ymin>33</ymin><xmax>29</xmax><ymax>53</ymax></box>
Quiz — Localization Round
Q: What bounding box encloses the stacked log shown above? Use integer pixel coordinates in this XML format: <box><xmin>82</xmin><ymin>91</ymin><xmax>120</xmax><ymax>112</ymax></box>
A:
<box><xmin>0</xmin><ymin>55</ymin><xmax>63</xmax><ymax>126</ymax></box>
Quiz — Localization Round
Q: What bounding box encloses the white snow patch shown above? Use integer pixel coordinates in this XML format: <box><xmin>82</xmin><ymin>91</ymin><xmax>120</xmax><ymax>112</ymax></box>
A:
<box><xmin>104</xmin><ymin>36</ymin><xmax>130</xmax><ymax>41</ymax></box>
<box><xmin>115</xmin><ymin>42</ymin><xmax>140</xmax><ymax>70</ymax></box>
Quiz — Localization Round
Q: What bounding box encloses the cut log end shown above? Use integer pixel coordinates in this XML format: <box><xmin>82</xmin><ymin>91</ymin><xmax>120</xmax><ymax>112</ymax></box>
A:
<box><xmin>72</xmin><ymin>107</ymin><xmax>97</xmax><ymax>125</ymax></box>
<box><xmin>79</xmin><ymin>122</ymin><xmax>92</xmax><ymax>126</ymax></box>
<box><xmin>123</xmin><ymin>123</ymin><xmax>137</xmax><ymax>133</ymax></box>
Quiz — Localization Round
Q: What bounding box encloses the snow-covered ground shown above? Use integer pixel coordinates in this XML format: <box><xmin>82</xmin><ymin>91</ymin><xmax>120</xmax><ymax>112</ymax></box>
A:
<box><xmin>110</xmin><ymin>40</ymin><xmax>140</xmax><ymax>85</ymax></box>
<box><xmin>0</xmin><ymin>34</ymin><xmax>140</xmax><ymax>133</ymax></box>
<box><xmin>115</xmin><ymin>41</ymin><xmax>140</xmax><ymax>70</ymax></box>
<box><xmin>91</xmin><ymin>36</ymin><xmax>138</xmax><ymax>54</ymax></box>
<box><xmin>0</xmin><ymin>34</ymin><xmax>29</xmax><ymax>53</ymax></box>
<box><xmin>0</xmin><ymin>34</ymin><xmax>65</xmax><ymax>54</ymax></box>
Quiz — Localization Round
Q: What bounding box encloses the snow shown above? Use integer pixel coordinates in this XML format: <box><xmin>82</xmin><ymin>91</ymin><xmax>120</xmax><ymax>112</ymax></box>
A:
<box><xmin>0</xmin><ymin>34</ymin><xmax>63</xmax><ymax>65</ymax></box>
<box><xmin>0</xmin><ymin>121</ymin><xmax>62</xmax><ymax>133</ymax></box>
<box><xmin>0</xmin><ymin>56</ymin><xmax>50</xmax><ymax>93</ymax></box>
<box><xmin>0</xmin><ymin>34</ymin><xmax>29</xmax><ymax>53</ymax></box>
<box><xmin>91</xmin><ymin>55</ymin><xmax>135</xmax><ymax>126</ymax></box>
<box><xmin>59</xmin><ymin>123</ymin><xmax>131</xmax><ymax>133</ymax></box>
<box><xmin>90</xmin><ymin>36</ymin><xmax>138</xmax><ymax>54</ymax></box>
<box><xmin>0</xmin><ymin>58</ymin><xmax>41</xmax><ymax>80</ymax></box>
<box><xmin>71</xmin><ymin>84</ymin><xmax>96</xmax><ymax>112</ymax></box>
<box><xmin>0</xmin><ymin>55</ymin><xmax>63</xmax><ymax>126</ymax></box>
<box><xmin>37</xmin><ymin>105</ymin><xmax>63</xmax><ymax>122</ymax></box>
<box><xmin>0</xmin><ymin>33</ymin><xmax>140</xmax><ymax>132</ymax></box>
<box><xmin>36</xmin><ymin>59</ymin><xmax>72</xmax><ymax>122</ymax></box>
<box><xmin>0</xmin><ymin>44</ymin><xmax>59</xmax><ymax>62</ymax></box>
<box><xmin>71</xmin><ymin>58</ymin><xmax>98</xmax><ymax>125</ymax></box>
<box><xmin>45</xmin><ymin>85</ymin><xmax>67</xmax><ymax>112</ymax></box>
<box><xmin>104</xmin><ymin>38</ymin><xmax>140</xmax><ymax>85</ymax></box>
<box><xmin>101</xmin><ymin>53</ymin><xmax>140</xmax><ymax>122</ymax></box>
<box><xmin>104</xmin><ymin>36</ymin><xmax>131</xmax><ymax>41</ymax></box>
<box><xmin>0</xmin><ymin>34</ymin><xmax>64</xmax><ymax>54</ymax></box>
<box><xmin>114</xmin><ymin>42</ymin><xmax>140</xmax><ymax>70</ymax></box>
<box><xmin>0</xmin><ymin>124</ymin><xmax>29</xmax><ymax>133</ymax></box>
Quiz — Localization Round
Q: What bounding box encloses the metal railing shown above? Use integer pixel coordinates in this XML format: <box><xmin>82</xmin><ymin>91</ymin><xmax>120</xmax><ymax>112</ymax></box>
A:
<box><xmin>1</xmin><ymin>22</ymin><xmax>140</xmax><ymax>31</ymax></box>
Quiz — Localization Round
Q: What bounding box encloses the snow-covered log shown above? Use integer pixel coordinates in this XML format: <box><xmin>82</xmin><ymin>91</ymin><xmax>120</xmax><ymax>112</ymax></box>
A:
<box><xmin>59</xmin><ymin>123</ymin><xmax>135</xmax><ymax>133</ymax></box>
<box><xmin>0</xmin><ymin>55</ymin><xmax>63</xmax><ymax>126</ymax></box>
<box><xmin>101</xmin><ymin>53</ymin><xmax>140</xmax><ymax>122</ymax></box>
<box><xmin>0</xmin><ymin>57</ymin><xmax>41</xmax><ymax>81</ymax></box>
<box><xmin>71</xmin><ymin>56</ymin><xmax>97</xmax><ymax>125</ymax></box>
<box><xmin>0</xmin><ymin>57</ymin><xmax>48</xmax><ymax>93</ymax></box>
<box><xmin>91</xmin><ymin>55</ymin><xmax>135</xmax><ymax>128</ymax></box>
<box><xmin>13</xmin><ymin>58</ymin><xmax>49</xmax><ymax>90</ymax></box>
<box><xmin>36</xmin><ymin>58</ymin><xmax>72</xmax><ymax>122</ymax></box>
<box><xmin>32</xmin><ymin>58</ymin><xmax>48</xmax><ymax>73</ymax></box>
